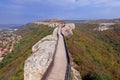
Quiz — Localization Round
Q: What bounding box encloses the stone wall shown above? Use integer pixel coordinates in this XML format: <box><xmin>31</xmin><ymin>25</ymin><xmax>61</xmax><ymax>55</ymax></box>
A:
<box><xmin>24</xmin><ymin>35</ymin><xmax>57</xmax><ymax>80</ymax></box>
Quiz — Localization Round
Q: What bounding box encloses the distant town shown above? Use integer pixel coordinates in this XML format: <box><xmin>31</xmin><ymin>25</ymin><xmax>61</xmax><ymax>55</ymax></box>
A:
<box><xmin>0</xmin><ymin>28</ymin><xmax>22</xmax><ymax>62</ymax></box>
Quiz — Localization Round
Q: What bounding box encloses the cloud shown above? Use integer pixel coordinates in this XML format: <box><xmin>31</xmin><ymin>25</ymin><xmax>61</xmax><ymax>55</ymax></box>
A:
<box><xmin>71</xmin><ymin>0</ymin><xmax>120</xmax><ymax>7</ymax></box>
<box><xmin>90</xmin><ymin>0</ymin><xmax>120</xmax><ymax>7</ymax></box>
<box><xmin>0</xmin><ymin>3</ymin><xmax>24</xmax><ymax>9</ymax></box>
<box><xmin>46</xmin><ymin>12</ymin><xmax>83</xmax><ymax>20</ymax></box>
<box><xmin>105</xmin><ymin>0</ymin><xmax>120</xmax><ymax>7</ymax></box>
<box><xmin>9</xmin><ymin>0</ymin><xmax>120</xmax><ymax>9</ymax></box>
<box><xmin>11</xmin><ymin>0</ymin><xmax>43</xmax><ymax>4</ymax></box>
<box><xmin>1</xmin><ymin>0</ymin><xmax>120</xmax><ymax>24</ymax></box>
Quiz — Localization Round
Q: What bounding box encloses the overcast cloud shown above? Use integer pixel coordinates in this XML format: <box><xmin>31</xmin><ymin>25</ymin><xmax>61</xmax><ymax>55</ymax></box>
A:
<box><xmin>0</xmin><ymin>0</ymin><xmax>120</xmax><ymax>24</ymax></box>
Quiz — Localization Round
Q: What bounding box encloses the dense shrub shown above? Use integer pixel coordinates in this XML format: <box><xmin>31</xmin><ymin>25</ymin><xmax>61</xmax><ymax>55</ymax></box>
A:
<box><xmin>83</xmin><ymin>71</ymin><xmax>112</xmax><ymax>80</ymax></box>
<box><xmin>66</xmin><ymin>23</ymin><xmax>120</xmax><ymax>80</ymax></box>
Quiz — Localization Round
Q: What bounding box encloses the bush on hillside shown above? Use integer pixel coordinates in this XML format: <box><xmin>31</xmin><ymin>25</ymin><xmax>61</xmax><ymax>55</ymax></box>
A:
<box><xmin>83</xmin><ymin>71</ymin><xmax>112</xmax><ymax>80</ymax></box>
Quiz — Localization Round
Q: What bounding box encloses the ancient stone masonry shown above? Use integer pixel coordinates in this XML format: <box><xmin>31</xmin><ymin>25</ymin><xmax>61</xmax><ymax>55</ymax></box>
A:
<box><xmin>24</xmin><ymin>21</ymin><xmax>81</xmax><ymax>80</ymax></box>
<box><xmin>24</xmin><ymin>35</ymin><xmax>57</xmax><ymax>80</ymax></box>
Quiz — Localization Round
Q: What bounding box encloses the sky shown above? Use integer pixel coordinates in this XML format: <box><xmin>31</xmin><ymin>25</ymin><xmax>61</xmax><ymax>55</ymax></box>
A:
<box><xmin>0</xmin><ymin>0</ymin><xmax>120</xmax><ymax>24</ymax></box>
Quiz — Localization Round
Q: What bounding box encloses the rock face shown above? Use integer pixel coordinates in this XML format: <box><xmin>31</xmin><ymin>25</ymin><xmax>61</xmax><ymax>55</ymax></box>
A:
<box><xmin>71</xmin><ymin>67</ymin><xmax>82</xmax><ymax>80</ymax></box>
<box><xmin>24</xmin><ymin>22</ymin><xmax>81</xmax><ymax>80</ymax></box>
<box><xmin>0</xmin><ymin>57</ymin><xmax>4</xmax><ymax>62</ymax></box>
<box><xmin>62</xmin><ymin>23</ymin><xmax>75</xmax><ymax>37</ymax></box>
<box><xmin>94</xmin><ymin>23</ymin><xmax>115</xmax><ymax>31</ymax></box>
<box><xmin>24</xmin><ymin>35</ymin><xmax>57</xmax><ymax>80</ymax></box>
<box><xmin>33</xmin><ymin>19</ymin><xmax>63</xmax><ymax>28</ymax></box>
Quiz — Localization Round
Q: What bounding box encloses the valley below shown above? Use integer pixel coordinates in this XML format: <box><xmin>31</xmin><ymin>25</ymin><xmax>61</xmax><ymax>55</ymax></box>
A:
<box><xmin>0</xmin><ymin>19</ymin><xmax>120</xmax><ymax>80</ymax></box>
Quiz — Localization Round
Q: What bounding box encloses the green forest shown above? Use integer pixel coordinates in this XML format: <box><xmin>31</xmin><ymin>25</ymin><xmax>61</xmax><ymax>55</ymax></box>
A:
<box><xmin>66</xmin><ymin>23</ymin><xmax>120</xmax><ymax>80</ymax></box>
<box><xmin>0</xmin><ymin>23</ymin><xmax>120</xmax><ymax>80</ymax></box>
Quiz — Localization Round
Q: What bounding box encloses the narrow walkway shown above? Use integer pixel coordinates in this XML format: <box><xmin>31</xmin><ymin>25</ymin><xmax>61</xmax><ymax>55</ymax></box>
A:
<box><xmin>45</xmin><ymin>27</ymin><xmax>67</xmax><ymax>80</ymax></box>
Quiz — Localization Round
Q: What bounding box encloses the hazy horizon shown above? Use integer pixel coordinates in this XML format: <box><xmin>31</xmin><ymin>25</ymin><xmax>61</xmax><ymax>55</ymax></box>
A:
<box><xmin>0</xmin><ymin>0</ymin><xmax>120</xmax><ymax>24</ymax></box>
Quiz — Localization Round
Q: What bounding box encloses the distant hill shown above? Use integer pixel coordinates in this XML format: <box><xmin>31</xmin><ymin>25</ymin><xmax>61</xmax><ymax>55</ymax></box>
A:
<box><xmin>63</xmin><ymin>20</ymin><xmax>87</xmax><ymax>23</ymax></box>
<box><xmin>36</xmin><ymin>19</ymin><xmax>64</xmax><ymax>23</ymax></box>
<box><xmin>63</xmin><ymin>18</ymin><xmax>120</xmax><ymax>24</ymax></box>
<box><xmin>84</xmin><ymin>18</ymin><xmax>120</xmax><ymax>24</ymax></box>
<box><xmin>0</xmin><ymin>24</ymin><xmax>24</xmax><ymax>29</ymax></box>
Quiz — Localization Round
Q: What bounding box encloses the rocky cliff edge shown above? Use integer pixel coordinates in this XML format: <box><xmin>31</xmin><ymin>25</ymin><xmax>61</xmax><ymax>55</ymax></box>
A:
<box><xmin>24</xmin><ymin>22</ymin><xmax>81</xmax><ymax>80</ymax></box>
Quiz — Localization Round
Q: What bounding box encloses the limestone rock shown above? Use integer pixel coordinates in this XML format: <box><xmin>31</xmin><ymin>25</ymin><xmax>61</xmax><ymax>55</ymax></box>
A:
<box><xmin>62</xmin><ymin>23</ymin><xmax>75</xmax><ymax>37</ymax></box>
<box><xmin>93</xmin><ymin>23</ymin><xmax>115</xmax><ymax>31</ymax></box>
<box><xmin>24</xmin><ymin>35</ymin><xmax>57</xmax><ymax>80</ymax></box>
<box><xmin>71</xmin><ymin>67</ymin><xmax>82</xmax><ymax>80</ymax></box>
<box><xmin>33</xmin><ymin>19</ymin><xmax>63</xmax><ymax>28</ymax></box>
<box><xmin>52</xmin><ymin>27</ymin><xmax>58</xmax><ymax>37</ymax></box>
<box><xmin>24</xmin><ymin>22</ymin><xmax>76</xmax><ymax>80</ymax></box>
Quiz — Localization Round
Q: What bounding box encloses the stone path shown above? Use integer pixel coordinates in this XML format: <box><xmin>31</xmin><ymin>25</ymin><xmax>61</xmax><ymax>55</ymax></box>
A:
<box><xmin>45</xmin><ymin>27</ymin><xmax>67</xmax><ymax>80</ymax></box>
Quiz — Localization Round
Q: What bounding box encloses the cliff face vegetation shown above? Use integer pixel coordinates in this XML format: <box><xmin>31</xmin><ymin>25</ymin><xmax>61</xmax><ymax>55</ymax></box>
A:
<box><xmin>0</xmin><ymin>23</ymin><xmax>54</xmax><ymax>80</ymax></box>
<box><xmin>66</xmin><ymin>23</ymin><xmax>120</xmax><ymax>80</ymax></box>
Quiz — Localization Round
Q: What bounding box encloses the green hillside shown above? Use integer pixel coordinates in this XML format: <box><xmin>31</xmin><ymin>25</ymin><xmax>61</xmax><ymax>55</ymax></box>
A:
<box><xmin>0</xmin><ymin>23</ymin><xmax>54</xmax><ymax>80</ymax></box>
<box><xmin>66</xmin><ymin>23</ymin><xmax>120</xmax><ymax>80</ymax></box>
<box><xmin>0</xmin><ymin>22</ymin><xmax>120</xmax><ymax>80</ymax></box>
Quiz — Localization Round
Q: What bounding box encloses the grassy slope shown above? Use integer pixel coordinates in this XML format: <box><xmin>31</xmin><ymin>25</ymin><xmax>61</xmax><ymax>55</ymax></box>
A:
<box><xmin>0</xmin><ymin>23</ymin><xmax>54</xmax><ymax>80</ymax></box>
<box><xmin>66</xmin><ymin>23</ymin><xmax>120</xmax><ymax>80</ymax></box>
